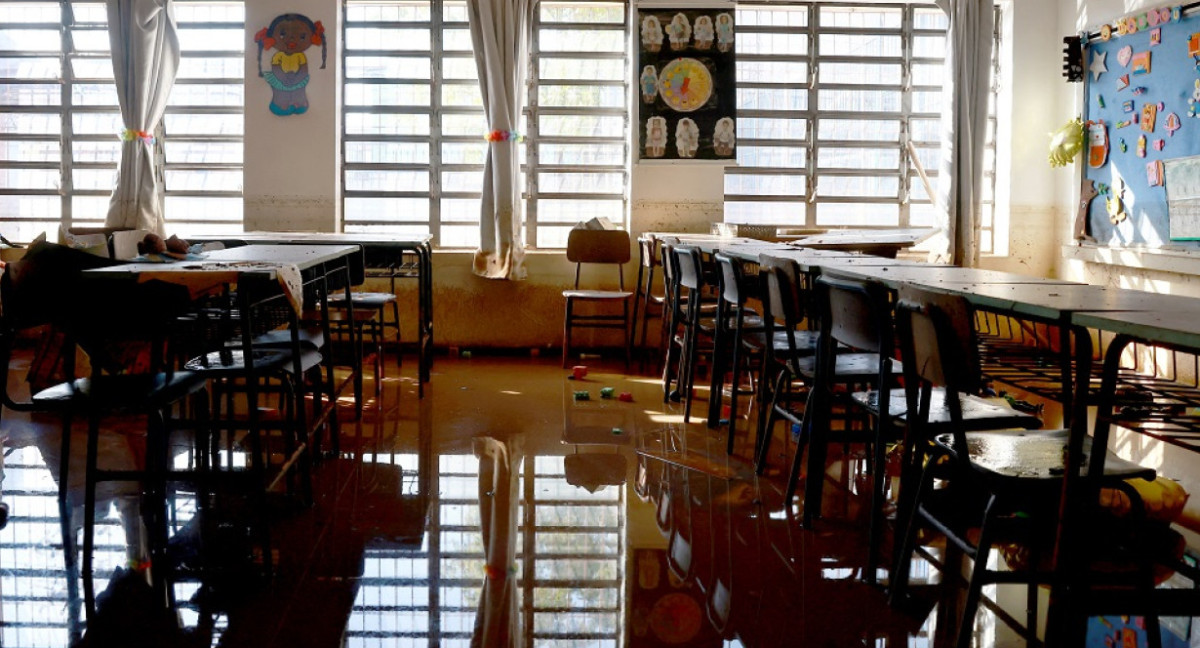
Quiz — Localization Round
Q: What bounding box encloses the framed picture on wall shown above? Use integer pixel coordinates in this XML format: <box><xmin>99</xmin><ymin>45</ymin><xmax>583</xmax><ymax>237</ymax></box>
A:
<box><xmin>636</xmin><ymin>5</ymin><xmax>736</xmax><ymax>162</ymax></box>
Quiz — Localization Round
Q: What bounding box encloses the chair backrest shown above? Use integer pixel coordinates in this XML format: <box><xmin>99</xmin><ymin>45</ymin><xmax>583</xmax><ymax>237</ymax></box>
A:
<box><xmin>638</xmin><ymin>235</ymin><xmax>660</xmax><ymax>269</ymax></box>
<box><xmin>758</xmin><ymin>255</ymin><xmax>804</xmax><ymax>333</ymax></box>
<box><xmin>672</xmin><ymin>245</ymin><xmax>704</xmax><ymax>292</ymax></box>
<box><xmin>894</xmin><ymin>286</ymin><xmax>983</xmax><ymax>452</ymax></box>
<box><xmin>813</xmin><ymin>273</ymin><xmax>891</xmax><ymax>354</ymax></box>
<box><xmin>567</xmin><ymin>228</ymin><xmax>630</xmax><ymax>291</ymax></box>
<box><xmin>713</xmin><ymin>253</ymin><xmax>748</xmax><ymax>307</ymax></box>
<box><xmin>566</xmin><ymin>228</ymin><xmax>630</xmax><ymax>264</ymax></box>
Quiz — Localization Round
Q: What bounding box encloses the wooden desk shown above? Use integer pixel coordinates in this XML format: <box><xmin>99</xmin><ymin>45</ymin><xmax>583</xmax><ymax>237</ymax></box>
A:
<box><xmin>787</xmin><ymin>227</ymin><xmax>935</xmax><ymax>257</ymax></box>
<box><xmin>190</xmin><ymin>231</ymin><xmax>434</xmax><ymax>396</ymax></box>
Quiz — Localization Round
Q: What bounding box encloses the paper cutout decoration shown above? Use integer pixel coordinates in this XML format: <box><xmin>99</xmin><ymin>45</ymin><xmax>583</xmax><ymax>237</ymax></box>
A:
<box><xmin>1119</xmin><ymin>138</ymin><xmax>1128</xmax><ymax>153</ymax></box>
<box><xmin>640</xmin><ymin>65</ymin><xmax>658</xmax><ymax>103</ymax></box>
<box><xmin>645</xmin><ymin>116</ymin><xmax>668</xmax><ymax>157</ymax></box>
<box><xmin>1133</xmin><ymin>86</ymin><xmax>1148</xmax><ymax>95</ymax></box>
<box><xmin>1108</xmin><ymin>194</ymin><xmax>1127</xmax><ymax>223</ymax></box>
<box><xmin>1154</xmin><ymin>138</ymin><xmax>1166</xmax><ymax>151</ymax></box>
<box><xmin>713</xmin><ymin>117</ymin><xmax>735</xmax><ymax>155</ymax></box>
<box><xmin>1117</xmin><ymin>45</ymin><xmax>1133</xmax><ymax>66</ymax></box>
<box><xmin>675</xmin><ymin>117</ymin><xmax>700</xmax><ymax>158</ymax></box>
<box><xmin>1098</xmin><ymin>94</ymin><xmax>1106</xmax><ymax>108</ymax></box>
<box><xmin>1090</xmin><ymin>50</ymin><xmax>1108</xmax><ymax>80</ymax></box>
<box><xmin>1137</xmin><ymin>134</ymin><xmax>1148</xmax><ymax>157</ymax></box>
<box><xmin>641</xmin><ymin>15</ymin><xmax>664</xmax><ymax>52</ymax></box>
<box><xmin>1123</xmin><ymin>100</ymin><xmax>1134</xmax><ymax>112</ymax></box>
<box><xmin>1141</xmin><ymin>103</ymin><xmax>1158</xmax><ymax>132</ymax></box>
<box><xmin>1151</xmin><ymin>28</ymin><xmax>1162</xmax><ymax>46</ymax></box>
<box><xmin>1131</xmin><ymin>51</ymin><xmax>1152</xmax><ymax>75</ymax></box>
<box><xmin>1088</xmin><ymin>120</ymin><xmax>1109</xmax><ymax>168</ymax></box>
<box><xmin>1166</xmin><ymin>112</ymin><xmax>1181</xmax><ymax>135</ymax></box>
<box><xmin>1189</xmin><ymin>32</ymin><xmax>1200</xmax><ymax>60</ymax></box>
<box><xmin>253</xmin><ymin>13</ymin><xmax>328</xmax><ymax>116</ymax></box>
<box><xmin>1148</xmin><ymin>159</ymin><xmax>1165</xmax><ymax>186</ymax></box>
<box><xmin>1117</xmin><ymin>74</ymin><xmax>1130</xmax><ymax>90</ymax></box>
<box><xmin>1190</xmin><ymin>80</ymin><xmax>1200</xmax><ymax>117</ymax></box>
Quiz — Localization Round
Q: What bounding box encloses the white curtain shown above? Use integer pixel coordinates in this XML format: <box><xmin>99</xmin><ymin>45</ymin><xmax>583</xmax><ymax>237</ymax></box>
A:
<box><xmin>932</xmin><ymin>0</ymin><xmax>993</xmax><ymax>267</ymax></box>
<box><xmin>471</xmin><ymin>436</ymin><xmax>522</xmax><ymax>648</ymax></box>
<box><xmin>104</xmin><ymin>0</ymin><xmax>180</xmax><ymax>235</ymax></box>
<box><xmin>467</xmin><ymin>0</ymin><xmax>531</xmax><ymax>280</ymax></box>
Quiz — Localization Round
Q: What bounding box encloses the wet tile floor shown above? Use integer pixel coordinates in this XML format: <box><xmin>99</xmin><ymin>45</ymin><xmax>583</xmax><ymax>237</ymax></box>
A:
<box><xmin>0</xmin><ymin>352</ymin><xmax>1039</xmax><ymax>647</ymax></box>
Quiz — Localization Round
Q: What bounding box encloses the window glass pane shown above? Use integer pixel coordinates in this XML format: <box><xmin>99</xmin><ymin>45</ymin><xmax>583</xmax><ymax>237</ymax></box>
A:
<box><xmin>0</xmin><ymin>84</ymin><xmax>60</xmax><ymax>106</ymax></box>
<box><xmin>539</xmin><ymin>114</ymin><xmax>623</xmax><ymax>137</ymax></box>
<box><xmin>736</xmin><ymin>146</ymin><xmax>805</xmax><ymax>169</ymax></box>
<box><xmin>538</xmin><ymin>143</ymin><xmax>624</xmax><ymax>166</ymax></box>
<box><xmin>817</xmin><ymin>89</ymin><xmax>900</xmax><ymax>112</ymax></box>
<box><xmin>345</xmin><ymin>170</ymin><xmax>430</xmax><ymax>192</ymax></box>
<box><xmin>816</xmin><ymin>175</ymin><xmax>898</xmax><ymax>198</ymax></box>
<box><xmin>724</xmin><ymin>200</ymin><xmax>804</xmax><ymax>224</ymax></box>
<box><xmin>819</xmin><ymin>7</ymin><xmax>901</xmax><ymax>28</ymax></box>
<box><xmin>817</xmin><ymin>147</ymin><xmax>899</xmax><ymax>169</ymax></box>
<box><xmin>0</xmin><ymin>58</ymin><xmax>61</xmax><ymax>78</ymax></box>
<box><xmin>346</xmin><ymin>56</ymin><xmax>431</xmax><ymax>80</ymax></box>
<box><xmin>441</xmin><ymin>141</ymin><xmax>486</xmax><ymax>165</ymax></box>
<box><xmin>818</xmin><ymin>34</ymin><xmax>901</xmax><ymax>57</ymax></box>
<box><xmin>818</xmin><ymin>119</ymin><xmax>898</xmax><ymax>142</ymax></box>
<box><xmin>539</xmin><ymin>29</ymin><xmax>623</xmax><ymax>52</ymax></box>
<box><xmin>0</xmin><ymin>30</ymin><xmax>61</xmax><ymax>52</ymax></box>
<box><xmin>347</xmin><ymin>141</ymin><xmax>430</xmax><ymax>165</ymax></box>
<box><xmin>345</xmin><ymin>28</ymin><xmax>431</xmax><ymax>51</ymax></box>
<box><xmin>738</xmin><ymin>117</ymin><xmax>805</xmax><ymax>140</ymax></box>
<box><xmin>738</xmin><ymin>88</ymin><xmax>807</xmax><ymax>111</ymax></box>
<box><xmin>346</xmin><ymin>112</ymin><xmax>430</xmax><ymax>137</ymax></box>
<box><xmin>820</xmin><ymin>63</ymin><xmax>901</xmax><ymax>86</ymax></box>
<box><xmin>540</xmin><ymin>58</ymin><xmax>624</xmax><ymax>81</ymax></box>
<box><xmin>346</xmin><ymin>83</ymin><xmax>431</xmax><ymax>106</ymax></box>
<box><xmin>725</xmin><ymin>173</ymin><xmax>804</xmax><ymax>196</ymax></box>
<box><xmin>816</xmin><ymin>202</ymin><xmax>898</xmax><ymax>226</ymax></box>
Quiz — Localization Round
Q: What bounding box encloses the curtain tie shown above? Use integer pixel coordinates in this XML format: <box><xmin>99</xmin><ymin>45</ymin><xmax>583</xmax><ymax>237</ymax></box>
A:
<box><xmin>485</xmin><ymin>130</ymin><xmax>524</xmax><ymax>143</ymax></box>
<box><xmin>120</xmin><ymin>129</ymin><xmax>156</xmax><ymax>145</ymax></box>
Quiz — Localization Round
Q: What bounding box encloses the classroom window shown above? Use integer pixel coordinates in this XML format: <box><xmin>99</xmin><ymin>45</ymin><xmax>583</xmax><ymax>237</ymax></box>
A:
<box><xmin>725</xmin><ymin>2</ymin><xmax>1001</xmax><ymax>253</ymax></box>
<box><xmin>342</xmin><ymin>0</ymin><xmax>630</xmax><ymax>249</ymax></box>
<box><xmin>0</xmin><ymin>1</ymin><xmax>244</xmax><ymax>243</ymax></box>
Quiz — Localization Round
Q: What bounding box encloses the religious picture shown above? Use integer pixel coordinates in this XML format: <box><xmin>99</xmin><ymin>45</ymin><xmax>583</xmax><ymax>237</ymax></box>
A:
<box><xmin>640</xmin><ymin>65</ymin><xmax>658</xmax><ymax>104</ymax></box>
<box><xmin>637</xmin><ymin>9</ymin><xmax>736</xmax><ymax>160</ymax></box>
<box><xmin>713</xmin><ymin>117</ymin><xmax>735</xmax><ymax>156</ymax></box>
<box><xmin>716</xmin><ymin>13</ymin><xmax>734</xmax><ymax>53</ymax></box>
<box><xmin>645</xmin><ymin>116</ymin><xmax>668</xmax><ymax>158</ymax></box>
<box><xmin>666</xmin><ymin>13</ymin><xmax>691</xmax><ymax>51</ymax></box>
<box><xmin>676</xmin><ymin>118</ymin><xmax>700</xmax><ymax>158</ymax></box>
<box><xmin>693</xmin><ymin>16</ymin><xmax>714</xmax><ymax>50</ymax></box>
<box><xmin>641</xmin><ymin>15</ymin><xmax>663</xmax><ymax>53</ymax></box>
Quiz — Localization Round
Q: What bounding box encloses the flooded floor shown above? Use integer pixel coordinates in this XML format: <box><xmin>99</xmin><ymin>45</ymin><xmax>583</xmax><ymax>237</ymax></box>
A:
<box><xmin>0</xmin><ymin>350</ymin><xmax>1054</xmax><ymax>647</ymax></box>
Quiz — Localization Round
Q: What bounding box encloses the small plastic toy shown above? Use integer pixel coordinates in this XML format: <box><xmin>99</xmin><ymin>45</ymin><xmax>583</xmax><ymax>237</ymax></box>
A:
<box><xmin>611</xmin><ymin>427</ymin><xmax>623</xmax><ymax>436</ymax></box>
<box><xmin>600</xmin><ymin>387</ymin><xmax>615</xmax><ymax>399</ymax></box>
<box><xmin>573</xmin><ymin>391</ymin><xmax>590</xmax><ymax>401</ymax></box>
<box><xmin>618</xmin><ymin>392</ymin><xmax>634</xmax><ymax>402</ymax></box>
<box><xmin>1137</xmin><ymin>134</ymin><xmax>1147</xmax><ymax>157</ymax></box>
<box><xmin>572</xmin><ymin>365</ymin><xmax>588</xmax><ymax>380</ymax></box>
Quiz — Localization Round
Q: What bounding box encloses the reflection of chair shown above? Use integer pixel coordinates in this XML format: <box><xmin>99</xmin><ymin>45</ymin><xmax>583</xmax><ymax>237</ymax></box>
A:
<box><xmin>889</xmin><ymin>288</ymin><xmax>1156</xmax><ymax>648</ymax></box>
<box><xmin>562</xmin><ymin>229</ymin><xmax>632</xmax><ymax>368</ymax></box>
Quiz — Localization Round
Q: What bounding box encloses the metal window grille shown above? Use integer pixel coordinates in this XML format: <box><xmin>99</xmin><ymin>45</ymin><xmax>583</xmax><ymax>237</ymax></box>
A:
<box><xmin>342</xmin><ymin>0</ymin><xmax>630</xmax><ymax>250</ymax></box>
<box><xmin>0</xmin><ymin>1</ymin><xmax>244</xmax><ymax>242</ymax></box>
<box><xmin>726</xmin><ymin>2</ymin><xmax>1001</xmax><ymax>253</ymax></box>
<box><xmin>526</xmin><ymin>1</ymin><xmax>630</xmax><ymax>249</ymax></box>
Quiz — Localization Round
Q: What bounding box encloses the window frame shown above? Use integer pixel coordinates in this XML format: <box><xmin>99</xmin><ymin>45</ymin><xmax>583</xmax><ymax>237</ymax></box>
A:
<box><xmin>725</xmin><ymin>1</ymin><xmax>1002</xmax><ymax>252</ymax></box>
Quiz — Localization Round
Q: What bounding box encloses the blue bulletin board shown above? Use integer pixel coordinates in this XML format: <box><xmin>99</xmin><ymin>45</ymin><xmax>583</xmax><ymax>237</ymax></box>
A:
<box><xmin>1083</xmin><ymin>5</ymin><xmax>1200</xmax><ymax>247</ymax></box>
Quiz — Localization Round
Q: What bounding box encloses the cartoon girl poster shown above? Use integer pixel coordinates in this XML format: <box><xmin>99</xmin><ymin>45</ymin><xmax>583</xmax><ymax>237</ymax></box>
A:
<box><xmin>254</xmin><ymin>13</ymin><xmax>328</xmax><ymax>116</ymax></box>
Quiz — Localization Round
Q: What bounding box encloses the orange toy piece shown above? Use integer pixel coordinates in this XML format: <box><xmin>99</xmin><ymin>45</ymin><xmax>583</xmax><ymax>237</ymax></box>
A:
<box><xmin>1088</xmin><ymin>120</ymin><xmax>1109</xmax><ymax>168</ymax></box>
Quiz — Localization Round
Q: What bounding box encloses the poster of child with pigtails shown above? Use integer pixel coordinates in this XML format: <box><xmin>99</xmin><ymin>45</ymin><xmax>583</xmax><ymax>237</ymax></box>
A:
<box><xmin>637</xmin><ymin>7</ymin><xmax>736</xmax><ymax>161</ymax></box>
<box><xmin>253</xmin><ymin>13</ymin><xmax>328</xmax><ymax>116</ymax></box>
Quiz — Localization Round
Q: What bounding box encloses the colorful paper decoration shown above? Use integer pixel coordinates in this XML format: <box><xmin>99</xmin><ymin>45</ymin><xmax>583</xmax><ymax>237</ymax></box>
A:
<box><xmin>1166</xmin><ymin>112</ymin><xmax>1181</xmax><ymax>135</ymax></box>
<box><xmin>1154</xmin><ymin>138</ymin><xmax>1166</xmax><ymax>151</ymax></box>
<box><xmin>1151</xmin><ymin>28</ymin><xmax>1162</xmax><ymax>46</ymax></box>
<box><xmin>1088</xmin><ymin>121</ymin><xmax>1110</xmax><ymax>168</ymax></box>
<box><xmin>1090</xmin><ymin>50</ymin><xmax>1109</xmax><ymax>81</ymax></box>
<box><xmin>1117</xmin><ymin>45</ymin><xmax>1134</xmax><ymax>67</ymax></box>
<box><xmin>1131</xmin><ymin>51</ymin><xmax>1152</xmax><ymax>74</ymax></box>
<box><xmin>1137</xmin><ymin>134</ymin><xmax>1148</xmax><ymax>157</ymax></box>
<box><xmin>1119</xmin><ymin>138</ymin><xmax>1128</xmax><ymax>152</ymax></box>
<box><xmin>1117</xmin><ymin>74</ymin><xmax>1131</xmax><ymax>90</ymax></box>
<box><xmin>1190</xmin><ymin>80</ymin><xmax>1200</xmax><ymax>117</ymax></box>
<box><xmin>1123</xmin><ymin>100</ymin><xmax>1134</xmax><ymax>112</ymax></box>
<box><xmin>1141</xmin><ymin>103</ymin><xmax>1158</xmax><ymax>132</ymax></box>
<box><xmin>1104</xmin><ymin>6</ymin><xmax>1182</xmax><ymax>40</ymax></box>
<box><xmin>1148</xmin><ymin>159</ymin><xmax>1165</xmax><ymax>186</ymax></box>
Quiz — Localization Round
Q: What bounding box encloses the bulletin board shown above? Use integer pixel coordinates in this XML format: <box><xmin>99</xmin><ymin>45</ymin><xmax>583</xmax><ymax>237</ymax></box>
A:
<box><xmin>1082</xmin><ymin>5</ymin><xmax>1200</xmax><ymax>247</ymax></box>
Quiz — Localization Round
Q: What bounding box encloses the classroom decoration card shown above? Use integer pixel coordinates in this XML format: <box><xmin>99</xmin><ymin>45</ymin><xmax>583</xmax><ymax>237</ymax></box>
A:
<box><xmin>637</xmin><ymin>7</ymin><xmax>736</xmax><ymax>161</ymax></box>
<box><xmin>1081</xmin><ymin>4</ymin><xmax>1200</xmax><ymax>246</ymax></box>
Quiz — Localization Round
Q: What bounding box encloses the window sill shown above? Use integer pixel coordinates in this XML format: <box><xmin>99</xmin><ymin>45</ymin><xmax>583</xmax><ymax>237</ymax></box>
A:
<box><xmin>1062</xmin><ymin>241</ymin><xmax>1200</xmax><ymax>276</ymax></box>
